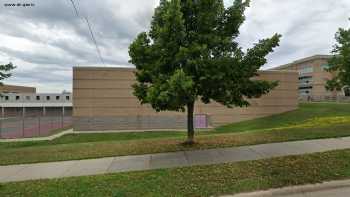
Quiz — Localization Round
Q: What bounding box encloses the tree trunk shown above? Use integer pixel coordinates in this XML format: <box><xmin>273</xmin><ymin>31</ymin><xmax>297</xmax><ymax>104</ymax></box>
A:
<box><xmin>185</xmin><ymin>101</ymin><xmax>195</xmax><ymax>145</ymax></box>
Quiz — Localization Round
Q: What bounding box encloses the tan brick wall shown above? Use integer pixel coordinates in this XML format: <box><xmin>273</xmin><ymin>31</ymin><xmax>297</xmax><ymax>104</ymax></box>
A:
<box><xmin>0</xmin><ymin>85</ymin><xmax>36</xmax><ymax>93</ymax></box>
<box><xmin>272</xmin><ymin>56</ymin><xmax>342</xmax><ymax>100</ymax></box>
<box><xmin>73</xmin><ymin>67</ymin><xmax>298</xmax><ymax>131</ymax></box>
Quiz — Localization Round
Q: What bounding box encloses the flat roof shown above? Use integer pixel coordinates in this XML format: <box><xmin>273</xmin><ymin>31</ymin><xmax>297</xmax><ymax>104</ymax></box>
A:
<box><xmin>269</xmin><ymin>54</ymin><xmax>332</xmax><ymax>70</ymax></box>
<box><xmin>73</xmin><ymin>66</ymin><xmax>136</xmax><ymax>71</ymax></box>
<box><xmin>0</xmin><ymin>84</ymin><xmax>36</xmax><ymax>93</ymax></box>
<box><xmin>0</xmin><ymin>84</ymin><xmax>36</xmax><ymax>89</ymax></box>
<box><xmin>74</xmin><ymin>66</ymin><xmax>298</xmax><ymax>74</ymax></box>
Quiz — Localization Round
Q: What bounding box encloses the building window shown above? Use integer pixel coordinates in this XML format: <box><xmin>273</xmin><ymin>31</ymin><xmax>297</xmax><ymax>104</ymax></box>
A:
<box><xmin>66</xmin><ymin>96</ymin><xmax>70</xmax><ymax>100</ymax></box>
<box><xmin>16</xmin><ymin>96</ymin><xmax>20</xmax><ymax>100</ymax></box>
<box><xmin>299</xmin><ymin>76</ymin><xmax>313</xmax><ymax>80</ymax></box>
<box><xmin>46</xmin><ymin>96</ymin><xmax>51</xmax><ymax>100</ymax></box>
<box><xmin>321</xmin><ymin>64</ymin><xmax>330</xmax><ymax>71</ymax></box>
<box><xmin>26</xmin><ymin>96</ymin><xmax>30</xmax><ymax>100</ymax></box>
<box><xmin>299</xmin><ymin>82</ymin><xmax>313</xmax><ymax>97</ymax></box>
<box><xmin>298</xmin><ymin>66</ymin><xmax>313</xmax><ymax>75</ymax></box>
<box><xmin>5</xmin><ymin>96</ymin><xmax>9</xmax><ymax>101</ymax></box>
<box><xmin>344</xmin><ymin>87</ymin><xmax>350</xmax><ymax>97</ymax></box>
<box><xmin>56</xmin><ymin>96</ymin><xmax>60</xmax><ymax>100</ymax></box>
<box><xmin>36</xmin><ymin>96</ymin><xmax>40</xmax><ymax>100</ymax></box>
<box><xmin>299</xmin><ymin>86</ymin><xmax>313</xmax><ymax>90</ymax></box>
<box><xmin>299</xmin><ymin>90</ymin><xmax>311</xmax><ymax>96</ymax></box>
<box><xmin>299</xmin><ymin>76</ymin><xmax>313</xmax><ymax>86</ymax></box>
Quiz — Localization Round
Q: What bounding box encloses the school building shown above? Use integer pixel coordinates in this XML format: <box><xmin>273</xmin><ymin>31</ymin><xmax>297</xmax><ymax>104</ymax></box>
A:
<box><xmin>271</xmin><ymin>55</ymin><xmax>349</xmax><ymax>101</ymax></box>
<box><xmin>0</xmin><ymin>84</ymin><xmax>72</xmax><ymax>117</ymax></box>
<box><xmin>73</xmin><ymin>67</ymin><xmax>298</xmax><ymax>131</ymax></box>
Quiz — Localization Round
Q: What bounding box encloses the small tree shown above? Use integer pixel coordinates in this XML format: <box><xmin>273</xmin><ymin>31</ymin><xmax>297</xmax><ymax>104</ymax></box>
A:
<box><xmin>0</xmin><ymin>62</ymin><xmax>15</xmax><ymax>86</ymax></box>
<box><xmin>326</xmin><ymin>19</ymin><xmax>350</xmax><ymax>92</ymax></box>
<box><xmin>129</xmin><ymin>0</ymin><xmax>280</xmax><ymax>144</ymax></box>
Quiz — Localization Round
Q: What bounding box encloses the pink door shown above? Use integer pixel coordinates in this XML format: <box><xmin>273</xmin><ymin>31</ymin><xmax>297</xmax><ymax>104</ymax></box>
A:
<box><xmin>195</xmin><ymin>114</ymin><xmax>207</xmax><ymax>129</ymax></box>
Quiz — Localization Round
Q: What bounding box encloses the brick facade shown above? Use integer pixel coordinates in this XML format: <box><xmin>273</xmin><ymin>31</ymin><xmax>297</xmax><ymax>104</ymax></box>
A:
<box><xmin>73</xmin><ymin>67</ymin><xmax>298</xmax><ymax>131</ymax></box>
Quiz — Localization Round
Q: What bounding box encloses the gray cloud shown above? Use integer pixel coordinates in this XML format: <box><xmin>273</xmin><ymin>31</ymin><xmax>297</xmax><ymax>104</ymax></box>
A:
<box><xmin>0</xmin><ymin>0</ymin><xmax>349</xmax><ymax>92</ymax></box>
<box><xmin>237</xmin><ymin>0</ymin><xmax>350</xmax><ymax>69</ymax></box>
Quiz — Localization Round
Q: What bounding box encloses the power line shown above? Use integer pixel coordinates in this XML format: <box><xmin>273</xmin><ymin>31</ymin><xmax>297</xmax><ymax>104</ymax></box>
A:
<box><xmin>69</xmin><ymin>0</ymin><xmax>79</xmax><ymax>17</ymax></box>
<box><xmin>84</xmin><ymin>16</ymin><xmax>105</xmax><ymax>65</ymax></box>
<box><xmin>67</xmin><ymin>0</ymin><xmax>105</xmax><ymax>65</ymax></box>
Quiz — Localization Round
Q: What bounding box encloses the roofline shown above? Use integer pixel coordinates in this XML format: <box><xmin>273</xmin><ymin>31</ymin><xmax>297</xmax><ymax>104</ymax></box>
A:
<box><xmin>1</xmin><ymin>93</ymin><xmax>72</xmax><ymax>95</ymax></box>
<box><xmin>270</xmin><ymin>63</ymin><xmax>294</xmax><ymax>70</ymax></box>
<box><xmin>269</xmin><ymin>54</ymin><xmax>333</xmax><ymax>70</ymax></box>
<box><xmin>73</xmin><ymin>66</ymin><xmax>136</xmax><ymax>71</ymax></box>
<box><xmin>0</xmin><ymin>84</ymin><xmax>36</xmax><ymax>89</ymax></box>
<box><xmin>74</xmin><ymin>66</ymin><xmax>298</xmax><ymax>75</ymax></box>
<box><xmin>293</xmin><ymin>54</ymin><xmax>332</xmax><ymax>64</ymax></box>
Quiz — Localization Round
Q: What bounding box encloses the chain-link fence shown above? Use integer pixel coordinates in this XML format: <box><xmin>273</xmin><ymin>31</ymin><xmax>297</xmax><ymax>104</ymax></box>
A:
<box><xmin>0</xmin><ymin>116</ymin><xmax>72</xmax><ymax>139</ymax></box>
<box><xmin>299</xmin><ymin>95</ymin><xmax>350</xmax><ymax>103</ymax></box>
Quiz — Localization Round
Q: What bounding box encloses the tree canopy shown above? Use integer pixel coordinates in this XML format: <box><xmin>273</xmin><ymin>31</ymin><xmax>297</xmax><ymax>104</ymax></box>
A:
<box><xmin>129</xmin><ymin>0</ymin><xmax>281</xmax><ymax>143</ymax></box>
<box><xmin>0</xmin><ymin>62</ymin><xmax>15</xmax><ymax>86</ymax></box>
<box><xmin>326</xmin><ymin>19</ymin><xmax>350</xmax><ymax>91</ymax></box>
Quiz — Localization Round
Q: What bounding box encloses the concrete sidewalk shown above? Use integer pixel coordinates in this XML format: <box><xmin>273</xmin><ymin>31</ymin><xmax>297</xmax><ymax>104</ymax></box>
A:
<box><xmin>1</xmin><ymin>137</ymin><xmax>350</xmax><ymax>183</ymax></box>
<box><xmin>225</xmin><ymin>179</ymin><xmax>350</xmax><ymax>197</ymax></box>
<box><xmin>0</xmin><ymin>129</ymin><xmax>73</xmax><ymax>142</ymax></box>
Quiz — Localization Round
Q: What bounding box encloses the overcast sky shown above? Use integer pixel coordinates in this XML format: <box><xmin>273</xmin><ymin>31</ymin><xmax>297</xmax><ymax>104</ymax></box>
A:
<box><xmin>0</xmin><ymin>0</ymin><xmax>349</xmax><ymax>93</ymax></box>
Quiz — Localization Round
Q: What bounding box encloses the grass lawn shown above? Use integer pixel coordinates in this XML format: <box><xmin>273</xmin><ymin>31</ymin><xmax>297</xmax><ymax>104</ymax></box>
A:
<box><xmin>1</xmin><ymin>102</ymin><xmax>350</xmax><ymax>165</ymax></box>
<box><xmin>214</xmin><ymin>102</ymin><xmax>350</xmax><ymax>133</ymax></box>
<box><xmin>1</xmin><ymin>149</ymin><xmax>350</xmax><ymax>197</ymax></box>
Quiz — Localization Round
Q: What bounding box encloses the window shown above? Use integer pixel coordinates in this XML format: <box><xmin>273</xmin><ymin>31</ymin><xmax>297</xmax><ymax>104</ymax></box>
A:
<box><xmin>344</xmin><ymin>87</ymin><xmax>350</xmax><ymax>97</ymax></box>
<box><xmin>321</xmin><ymin>64</ymin><xmax>330</xmax><ymax>71</ymax></box>
<box><xmin>299</xmin><ymin>86</ymin><xmax>313</xmax><ymax>90</ymax></box>
<box><xmin>16</xmin><ymin>96</ymin><xmax>20</xmax><ymax>100</ymax></box>
<box><xmin>46</xmin><ymin>96</ymin><xmax>51</xmax><ymax>100</ymax></box>
<box><xmin>299</xmin><ymin>76</ymin><xmax>312</xmax><ymax>80</ymax></box>
<box><xmin>299</xmin><ymin>90</ymin><xmax>311</xmax><ymax>96</ymax></box>
<box><xmin>298</xmin><ymin>66</ymin><xmax>313</xmax><ymax>75</ymax></box>
<box><xmin>66</xmin><ymin>96</ymin><xmax>70</xmax><ymax>100</ymax></box>
<box><xmin>299</xmin><ymin>76</ymin><xmax>313</xmax><ymax>86</ymax></box>
<box><xmin>5</xmin><ymin>96</ymin><xmax>9</xmax><ymax>101</ymax></box>
<box><xmin>36</xmin><ymin>96</ymin><xmax>40</xmax><ymax>100</ymax></box>
<box><xmin>25</xmin><ymin>96</ymin><xmax>30</xmax><ymax>100</ymax></box>
<box><xmin>56</xmin><ymin>96</ymin><xmax>60</xmax><ymax>100</ymax></box>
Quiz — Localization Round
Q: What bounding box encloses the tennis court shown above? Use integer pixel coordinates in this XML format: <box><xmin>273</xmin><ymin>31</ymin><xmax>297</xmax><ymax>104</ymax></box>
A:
<box><xmin>0</xmin><ymin>116</ymin><xmax>72</xmax><ymax>139</ymax></box>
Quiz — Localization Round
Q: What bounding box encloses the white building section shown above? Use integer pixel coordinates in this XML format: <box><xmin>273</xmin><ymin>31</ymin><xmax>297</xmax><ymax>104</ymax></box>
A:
<box><xmin>0</xmin><ymin>93</ymin><xmax>72</xmax><ymax>107</ymax></box>
<box><xmin>0</xmin><ymin>93</ymin><xmax>72</xmax><ymax>117</ymax></box>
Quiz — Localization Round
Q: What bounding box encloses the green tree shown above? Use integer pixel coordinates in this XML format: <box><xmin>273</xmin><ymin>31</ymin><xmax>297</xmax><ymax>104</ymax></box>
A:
<box><xmin>0</xmin><ymin>62</ymin><xmax>15</xmax><ymax>85</ymax></box>
<box><xmin>326</xmin><ymin>19</ymin><xmax>350</xmax><ymax>92</ymax></box>
<box><xmin>129</xmin><ymin>0</ymin><xmax>281</xmax><ymax>144</ymax></box>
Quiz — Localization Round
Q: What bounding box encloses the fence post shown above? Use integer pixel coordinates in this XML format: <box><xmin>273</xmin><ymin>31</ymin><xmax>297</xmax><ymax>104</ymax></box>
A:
<box><xmin>38</xmin><ymin>116</ymin><xmax>41</xmax><ymax>137</ymax></box>
<box><xmin>51</xmin><ymin>116</ymin><xmax>53</xmax><ymax>130</ymax></box>
<box><xmin>22</xmin><ymin>117</ymin><xmax>25</xmax><ymax>138</ymax></box>
<box><xmin>0</xmin><ymin>118</ymin><xmax>2</xmax><ymax>139</ymax></box>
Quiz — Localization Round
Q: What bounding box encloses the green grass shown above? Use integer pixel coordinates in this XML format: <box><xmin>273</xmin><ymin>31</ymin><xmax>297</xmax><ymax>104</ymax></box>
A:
<box><xmin>0</xmin><ymin>131</ymin><xmax>186</xmax><ymax>149</ymax></box>
<box><xmin>2</xmin><ymin>123</ymin><xmax>350</xmax><ymax>165</ymax></box>
<box><xmin>215</xmin><ymin>102</ymin><xmax>350</xmax><ymax>133</ymax></box>
<box><xmin>2</xmin><ymin>149</ymin><xmax>350</xmax><ymax>197</ymax></box>
<box><xmin>1</xmin><ymin>102</ymin><xmax>350</xmax><ymax>165</ymax></box>
<box><xmin>3</xmin><ymin>103</ymin><xmax>349</xmax><ymax>147</ymax></box>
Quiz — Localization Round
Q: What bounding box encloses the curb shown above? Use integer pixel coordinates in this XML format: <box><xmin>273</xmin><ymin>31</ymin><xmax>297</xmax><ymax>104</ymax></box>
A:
<box><xmin>222</xmin><ymin>179</ymin><xmax>350</xmax><ymax>197</ymax></box>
